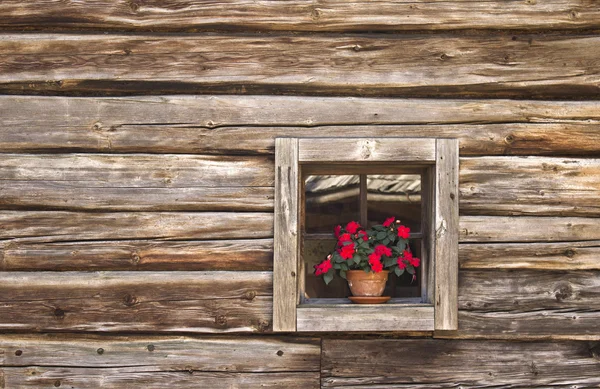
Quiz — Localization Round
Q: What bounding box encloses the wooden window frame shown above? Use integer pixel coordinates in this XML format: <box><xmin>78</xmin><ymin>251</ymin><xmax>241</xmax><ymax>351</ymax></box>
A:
<box><xmin>273</xmin><ymin>137</ymin><xmax>458</xmax><ymax>332</ymax></box>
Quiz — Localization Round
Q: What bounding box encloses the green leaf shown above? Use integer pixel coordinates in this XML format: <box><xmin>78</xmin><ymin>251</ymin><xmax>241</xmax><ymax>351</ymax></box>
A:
<box><xmin>382</xmin><ymin>237</ymin><xmax>390</xmax><ymax>245</ymax></box>
<box><xmin>340</xmin><ymin>263</ymin><xmax>349</xmax><ymax>271</ymax></box>
<box><xmin>384</xmin><ymin>257</ymin><xmax>396</xmax><ymax>267</ymax></box>
<box><xmin>333</xmin><ymin>263</ymin><xmax>341</xmax><ymax>270</ymax></box>
<box><xmin>394</xmin><ymin>267</ymin><xmax>403</xmax><ymax>277</ymax></box>
<box><xmin>323</xmin><ymin>271</ymin><xmax>334</xmax><ymax>285</ymax></box>
<box><xmin>376</xmin><ymin>231</ymin><xmax>387</xmax><ymax>240</ymax></box>
<box><xmin>340</xmin><ymin>269</ymin><xmax>347</xmax><ymax>279</ymax></box>
<box><xmin>346</xmin><ymin>257</ymin><xmax>354</xmax><ymax>266</ymax></box>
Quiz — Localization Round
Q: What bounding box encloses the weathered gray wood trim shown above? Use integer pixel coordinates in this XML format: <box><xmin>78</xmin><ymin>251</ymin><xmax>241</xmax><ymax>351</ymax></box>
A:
<box><xmin>297</xmin><ymin>305</ymin><xmax>434</xmax><ymax>332</ymax></box>
<box><xmin>273</xmin><ymin>138</ymin><xmax>299</xmax><ymax>332</ymax></box>
<box><xmin>298</xmin><ymin>138</ymin><xmax>436</xmax><ymax>163</ymax></box>
<box><xmin>434</xmin><ymin>138</ymin><xmax>459</xmax><ymax>330</ymax></box>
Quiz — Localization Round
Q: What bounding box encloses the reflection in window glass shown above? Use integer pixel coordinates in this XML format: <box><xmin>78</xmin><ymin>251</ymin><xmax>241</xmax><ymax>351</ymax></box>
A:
<box><xmin>304</xmin><ymin>175</ymin><xmax>360</xmax><ymax>233</ymax></box>
<box><xmin>367</xmin><ymin>174</ymin><xmax>421</xmax><ymax>233</ymax></box>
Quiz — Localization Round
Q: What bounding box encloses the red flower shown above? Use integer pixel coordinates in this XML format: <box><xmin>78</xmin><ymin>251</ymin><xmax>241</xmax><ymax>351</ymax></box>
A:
<box><xmin>334</xmin><ymin>225</ymin><xmax>341</xmax><ymax>238</ymax></box>
<box><xmin>338</xmin><ymin>243</ymin><xmax>355</xmax><ymax>260</ymax></box>
<box><xmin>368</xmin><ymin>255</ymin><xmax>383</xmax><ymax>273</ymax></box>
<box><xmin>397</xmin><ymin>258</ymin><xmax>407</xmax><ymax>269</ymax></box>
<box><xmin>397</xmin><ymin>225</ymin><xmax>410</xmax><ymax>239</ymax></box>
<box><xmin>338</xmin><ymin>233</ymin><xmax>352</xmax><ymax>245</ymax></box>
<box><xmin>374</xmin><ymin>244</ymin><xmax>392</xmax><ymax>257</ymax></box>
<box><xmin>358</xmin><ymin>231</ymin><xmax>369</xmax><ymax>241</ymax></box>
<box><xmin>383</xmin><ymin>216</ymin><xmax>395</xmax><ymax>227</ymax></box>
<box><xmin>402</xmin><ymin>250</ymin><xmax>413</xmax><ymax>261</ymax></box>
<box><xmin>314</xmin><ymin>258</ymin><xmax>332</xmax><ymax>276</ymax></box>
<box><xmin>346</xmin><ymin>221</ymin><xmax>361</xmax><ymax>234</ymax></box>
<box><xmin>368</xmin><ymin>252</ymin><xmax>381</xmax><ymax>262</ymax></box>
<box><xmin>409</xmin><ymin>256</ymin><xmax>421</xmax><ymax>268</ymax></box>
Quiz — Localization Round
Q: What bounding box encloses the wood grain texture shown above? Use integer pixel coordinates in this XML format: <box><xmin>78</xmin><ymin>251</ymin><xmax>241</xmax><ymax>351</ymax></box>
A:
<box><xmin>298</xmin><ymin>138</ymin><xmax>435</xmax><ymax>163</ymax></box>
<box><xmin>1</xmin><ymin>239</ymin><xmax>273</xmax><ymax>271</ymax></box>
<box><xmin>461</xmin><ymin>156</ymin><xmax>600</xmax><ymax>216</ymax></box>
<box><xmin>321</xmin><ymin>338</ymin><xmax>600</xmax><ymax>387</ymax></box>
<box><xmin>459</xmin><ymin>241</ymin><xmax>600</xmax><ymax>270</ymax></box>
<box><xmin>460</xmin><ymin>216</ymin><xmax>600</xmax><ymax>242</ymax></box>
<box><xmin>273</xmin><ymin>138</ymin><xmax>299</xmax><ymax>332</ymax></box>
<box><xmin>0</xmin><ymin>272</ymin><xmax>272</xmax><ymax>333</ymax></box>
<box><xmin>456</xmin><ymin>269</ymin><xmax>600</xmax><ymax>338</ymax></box>
<box><xmin>1</xmin><ymin>368</ymin><xmax>319</xmax><ymax>389</ymax></box>
<box><xmin>0</xmin><ymin>154</ymin><xmax>273</xmax><ymax>211</ymax></box>
<box><xmin>0</xmin><ymin>334</ymin><xmax>320</xmax><ymax>371</ymax></box>
<box><xmin>1</xmin><ymin>34</ymin><xmax>599</xmax><ymax>98</ymax></box>
<box><xmin>434</xmin><ymin>138</ymin><xmax>459</xmax><ymax>330</ymax></box>
<box><xmin>0</xmin><ymin>211</ymin><xmax>273</xmax><ymax>243</ymax></box>
<box><xmin>0</xmin><ymin>0</ymin><xmax>599</xmax><ymax>32</ymax></box>
<box><xmin>2</xmin><ymin>96</ymin><xmax>600</xmax><ymax>155</ymax></box>
<box><xmin>297</xmin><ymin>305</ymin><xmax>434</xmax><ymax>332</ymax></box>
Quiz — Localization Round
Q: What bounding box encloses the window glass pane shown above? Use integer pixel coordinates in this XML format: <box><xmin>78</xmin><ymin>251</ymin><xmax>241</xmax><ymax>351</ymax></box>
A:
<box><xmin>367</xmin><ymin>174</ymin><xmax>421</xmax><ymax>232</ymax></box>
<box><xmin>304</xmin><ymin>175</ymin><xmax>360</xmax><ymax>233</ymax></box>
<box><xmin>304</xmin><ymin>238</ymin><xmax>349</xmax><ymax>299</ymax></box>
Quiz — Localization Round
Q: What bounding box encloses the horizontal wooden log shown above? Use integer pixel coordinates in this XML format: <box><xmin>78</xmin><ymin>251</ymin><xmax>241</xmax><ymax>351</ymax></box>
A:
<box><xmin>460</xmin><ymin>156</ymin><xmax>600</xmax><ymax>217</ymax></box>
<box><xmin>0</xmin><ymin>154</ymin><xmax>273</xmax><ymax>211</ymax></box>
<box><xmin>0</xmin><ymin>211</ymin><xmax>273</xmax><ymax>243</ymax></box>
<box><xmin>1</xmin><ymin>0</ymin><xmax>599</xmax><ymax>32</ymax></box>
<box><xmin>2</xmin><ymin>96</ymin><xmax>600</xmax><ymax>155</ymax></box>
<box><xmin>457</xmin><ymin>310</ymin><xmax>600</xmax><ymax>339</ymax></box>
<box><xmin>0</xmin><ymin>368</ymin><xmax>319</xmax><ymax>388</ymax></box>
<box><xmin>460</xmin><ymin>216</ymin><xmax>600</xmax><ymax>242</ymax></box>
<box><xmin>460</xmin><ymin>270</ymin><xmax>600</xmax><ymax>312</ymax></box>
<box><xmin>321</xmin><ymin>338</ymin><xmax>600</xmax><ymax>387</ymax></box>
<box><xmin>460</xmin><ymin>241</ymin><xmax>600</xmax><ymax>270</ymax></box>
<box><xmin>1</xmin><ymin>34</ymin><xmax>599</xmax><ymax>98</ymax></box>
<box><xmin>1</xmin><ymin>239</ymin><xmax>273</xmax><ymax>271</ymax></box>
<box><xmin>0</xmin><ymin>334</ymin><xmax>320</xmax><ymax>371</ymax></box>
<box><xmin>0</xmin><ymin>272</ymin><xmax>272</xmax><ymax>332</ymax></box>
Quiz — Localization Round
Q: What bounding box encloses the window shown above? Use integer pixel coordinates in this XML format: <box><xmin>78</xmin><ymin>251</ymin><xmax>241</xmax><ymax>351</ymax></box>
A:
<box><xmin>273</xmin><ymin>137</ymin><xmax>458</xmax><ymax>332</ymax></box>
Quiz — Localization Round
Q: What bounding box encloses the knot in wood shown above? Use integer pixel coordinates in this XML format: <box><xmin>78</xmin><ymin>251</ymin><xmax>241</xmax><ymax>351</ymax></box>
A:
<box><xmin>359</xmin><ymin>141</ymin><xmax>373</xmax><ymax>159</ymax></box>
<box><xmin>123</xmin><ymin>294</ymin><xmax>138</xmax><ymax>307</ymax></box>
<box><xmin>504</xmin><ymin>134</ymin><xmax>515</xmax><ymax>144</ymax></box>
<box><xmin>564</xmin><ymin>249</ymin><xmax>576</xmax><ymax>258</ymax></box>
<box><xmin>554</xmin><ymin>283</ymin><xmax>573</xmax><ymax>301</ymax></box>
<box><xmin>257</xmin><ymin>319</ymin><xmax>270</xmax><ymax>332</ymax></box>
<box><xmin>215</xmin><ymin>315</ymin><xmax>228</xmax><ymax>327</ymax></box>
<box><xmin>276</xmin><ymin>350</ymin><xmax>284</xmax><ymax>357</ymax></box>
<box><xmin>54</xmin><ymin>380</ymin><xmax>62</xmax><ymax>387</ymax></box>
<box><xmin>15</xmin><ymin>350</ymin><xmax>23</xmax><ymax>356</ymax></box>
<box><xmin>147</xmin><ymin>344</ymin><xmax>155</xmax><ymax>352</ymax></box>
<box><xmin>54</xmin><ymin>307</ymin><xmax>65</xmax><ymax>319</ymax></box>
<box><xmin>244</xmin><ymin>290</ymin><xmax>257</xmax><ymax>301</ymax></box>
<box><xmin>97</xmin><ymin>348</ymin><xmax>104</xmax><ymax>355</ymax></box>
<box><xmin>311</xmin><ymin>8</ymin><xmax>322</xmax><ymax>20</ymax></box>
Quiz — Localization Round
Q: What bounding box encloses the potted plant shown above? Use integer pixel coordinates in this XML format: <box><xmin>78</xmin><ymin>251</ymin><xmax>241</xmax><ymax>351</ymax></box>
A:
<box><xmin>313</xmin><ymin>217</ymin><xmax>420</xmax><ymax>303</ymax></box>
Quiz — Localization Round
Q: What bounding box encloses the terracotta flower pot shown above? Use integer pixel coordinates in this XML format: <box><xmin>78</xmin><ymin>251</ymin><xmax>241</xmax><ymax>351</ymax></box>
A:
<box><xmin>346</xmin><ymin>270</ymin><xmax>389</xmax><ymax>297</ymax></box>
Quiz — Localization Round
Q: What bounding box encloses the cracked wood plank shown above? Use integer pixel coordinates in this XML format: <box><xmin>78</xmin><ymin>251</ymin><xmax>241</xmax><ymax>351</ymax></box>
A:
<box><xmin>2</xmin><ymin>96</ymin><xmax>600</xmax><ymax>155</ymax></box>
<box><xmin>321</xmin><ymin>338</ymin><xmax>600</xmax><ymax>387</ymax></box>
<box><xmin>0</xmin><ymin>34</ymin><xmax>599</xmax><ymax>98</ymax></box>
<box><xmin>0</xmin><ymin>272</ymin><xmax>273</xmax><ymax>333</ymax></box>
<box><xmin>0</xmin><ymin>0</ymin><xmax>599</xmax><ymax>32</ymax></box>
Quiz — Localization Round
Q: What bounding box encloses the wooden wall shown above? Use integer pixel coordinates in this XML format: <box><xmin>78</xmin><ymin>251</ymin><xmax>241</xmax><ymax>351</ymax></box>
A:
<box><xmin>1</xmin><ymin>2</ymin><xmax>600</xmax><ymax>387</ymax></box>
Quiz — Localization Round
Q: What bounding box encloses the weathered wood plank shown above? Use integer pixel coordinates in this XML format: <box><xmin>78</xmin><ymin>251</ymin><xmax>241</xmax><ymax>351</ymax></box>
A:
<box><xmin>0</xmin><ymin>272</ymin><xmax>272</xmax><ymax>332</ymax></box>
<box><xmin>434</xmin><ymin>138</ymin><xmax>459</xmax><ymax>330</ymax></box>
<box><xmin>298</xmin><ymin>138</ymin><xmax>436</xmax><ymax>163</ymax></box>
<box><xmin>1</xmin><ymin>34</ymin><xmax>599</xmax><ymax>98</ymax></box>
<box><xmin>460</xmin><ymin>270</ymin><xmax>600</xmax><ymax>312</ymax></box>
<box><xmin>1</xmin><ymin>239</ymin><xmax>273</xmax><ymax>271</ymax></box>
<box><xmin>297</xmin><ymin>305</ymin><xmax>434</xmax><ymax>332</ymax></box>
<box><xmin>461</xmin><ymin>156</ymin><xmax>600</xmax><ymax>216</ymax></box>
<box><xmin>459</xmin><ymin>241</ymin><xmax>600</xmax><ymax>270</ymax></box>
<box><xmin>2</xmin><ymin>368</ymin><xmax>319</xmax><ymax>389</ymax></box>
<box><xmin>460</xmin><ymin>216</ymin><xmax>600</xmax><ymax>242</ymax></box>
<box><xmin>0</xmin><ymin>154</ymin><xmax>273</xmax><ymax>211</ymax></box>
<box><xmin>2</xmin><ymin>96</ymin><xmax>600</xmax><ymax>155</ymax></box>
<box><xmin>273</xmin><ymin>138</ymin><xmax>299</xmax><ymax>332</ymax></box>
<box><xmin>1</xmin><ymin>1</ymin><xmax>599</xmax><ymax>32</ymax></box>
<box><xmin>0</xmin><ymin>211</ymin><xmax>273</xmax><ymax>243</ymax></box>
<box><xmin>0</xmin><ymin>334</ymin><xmax>320</xmax><ymax>371</ymax></box>
<box><xmin>321</xmin><ymin>338</ymin><xmax>600</xmax><ymax>387</ymax></box>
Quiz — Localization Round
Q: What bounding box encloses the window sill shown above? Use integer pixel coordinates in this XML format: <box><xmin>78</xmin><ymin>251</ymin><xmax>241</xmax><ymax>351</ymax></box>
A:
<box><xmin>296</xmin><ymin>303</ymin><xmax>434</xmax><ymax>332</ymax></box>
